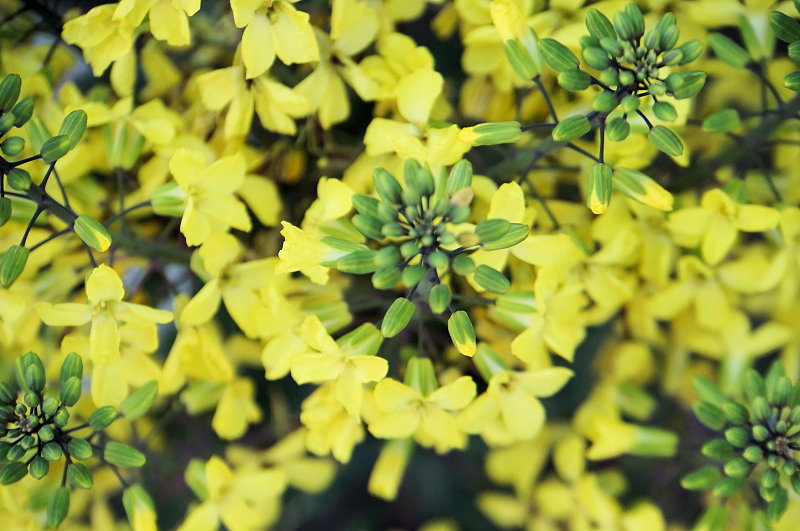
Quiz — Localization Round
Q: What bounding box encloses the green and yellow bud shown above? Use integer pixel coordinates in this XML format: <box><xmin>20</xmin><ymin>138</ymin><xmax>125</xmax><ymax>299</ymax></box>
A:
<box><xmin>613</xmin><ymin>167</ymin><xmax>674</xmax><ymax>211</ymax></box>
<box><xmin>1</xmin><ymin>136</ymin><xmax>24</xmax><ymax>156</ymax></box>
<box><xmin>586</xmin><ymin>162</ymin><xmax>612</xmax><ymax>214</ymax></box>
<box><xmin>458</xmin><ymin>121</ymin><xmax>522</xmax><ymax>146</ymax></box>
<box><xmin>473</xmin><ymin>343</ymin><xmax>509</xmax><ymax>381</ymax></box>
<box><xmin>73</xmin><ymin>214</ymin><xmax>112</xmax><ymax>252</ymax></box>
<box><xmin>428</xmin><ymin>283</ymin><xmax>452</xmax><ymax>314</ymax></box>
<box><xmin>381</xmin><ymin>298</ymin><xmax>415</xmax><ymax>338</ymax></box>
<box><xmin>448</xmin><ymin>310</ymin><xmax>476</xmax><ymax>357</ymax></box>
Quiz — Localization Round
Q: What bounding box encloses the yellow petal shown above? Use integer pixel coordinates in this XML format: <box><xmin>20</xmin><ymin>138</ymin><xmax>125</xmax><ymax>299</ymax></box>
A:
<box><xmin>373</xmin><ymin>378</ymin><xmax>419</xmax><ymax>411</ymax></box>
<box><xmin>272</xmin><ymin>3</ymin><xmax>319</xmax><ymax>65</ymax></box>
<box><xmin>369</xmin><ymin>409</ymin><xmax>420</xmax><ymax>438</ymax></box>
<box><xmin>500</xmin><ymin>388</ymin><xmax>544</xmax><ymax>440</ymax></box>
<box><xmin>396</xmin><ymin>68</ymin><xmax>443</xmax><ymax>124</ymax></box>
<box><xmin>180</xmin><ymin>279</ymin><xmax>222</xmax><ymax>325</ymax></box>
<box><xmin>735</xmin><ymin>204</ymin><xmax>780</xmax><ymax>232</ymax></box>
<box><xmin>36</xmin><ymin>302</ymin><xmax>92</xmax><ymax>327</ymax></box>
<box><xmin>487</xmin><ymin>182</ymin><xmax>524</xmax><ymax>223</ymax></box>
<box><xmin>347</xmin><ymin>355</ymin><xmax>389</xmax><ymax>383</ymax></box>
<box><xmin>242</xmin><ymin>14</ymin><xmax>275</xmax><ymax>79</ymax></box>
<box><xmin>86</xmin><ymin>264</ymin><xmax>125</xmax><ymax>303</ymax></box>
<box><xmin>291</xmin><ymin>353</ymin><xmax>342</xmax><ymax>383</ymax></box>
<box><xmin>90</xmin><ymin>313</ymin><xmax>121</xmax><ymax>363</ymax></box>
<box><xmin>427</xmin><ymin>376</ymin><xmax>476</xmax><ymax>410</ymax></box>
<box><xmin>701</xmin><ymin>215</ymin><xmax>737</xmax><ymax>265</ymax></box>
<box><xmin>513</xmin><ymin>368</ymin><xmax>573</xmax><ymax>397</ymax></box>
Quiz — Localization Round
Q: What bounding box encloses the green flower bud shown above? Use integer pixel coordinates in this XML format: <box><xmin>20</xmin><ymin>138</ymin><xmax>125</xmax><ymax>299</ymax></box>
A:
<box><xmin>428</xmin><ymin>284</ymin><xmax>452</xmax><ymax>314</ymax></box>
<box><xmin>624</xmin><ymin>3</ymin><xmax>645</xmax><ymax>38</ymax></box>
<box><xmin>39</xmin><ymin>425</ymin><xmax>54</xmax><ymax>442</ymax></box>
<box><xmin>0</xmin><ymin>196</ymin><xmax>11</xmax><ymax>228</ymax></box>
<box><xmin>373</xmin><ymin>168</ymin><xmax>403</xmax><ymax>205</ymax></box>
<box><xmin>558</xmin><ymin>69</ymin><xmax>591</xmax><ymax>91</ymax></box>
<box><xmin>725</xmin><ymin>427</ymin><xmax>750</xmax><ymax>447</ymax></box>
<box><xmin>648</xmin><ymin>125</ymin><xmax>684</xmax><ymax>156</ymax></box>
<box><xmin>460</xmin><ymin>121</ymin><xmax>523</xmax><ymax>145</ymax></box>
<box><xmin>451</xmin><ymin>254</ymin><xmax>475</xmax><ymax>275</ymax></box>
<box><xmin>28</xmin><ymin>456</ymin><xmax>49</xmax><ymax>480</ymax></box>
<box><xmin>793</xmin><ymin>474</ymin><xmax>800</xmax><ymax>496</ymax></box>
<box><xmin>613</xmin><ymin>11</ymin><xmax>636</xmax><ymax>41</ymax></box>
<box><xmin>767</xmin><ymin>489</ymin><xmax>789</xmax><ymax>521</ymax></box>
<box><xmin>606</xmin><ymin>117</ymin><xmax>630</xmax><ymax>142</ymax></box>
<box><xmin>336</xmin><ymin>250</ymin><xmax>378</xmax><ymax>274</ymax></box>
<box><xmin>11</xmin><ymin>97</ymin><xmax>34</xmax><ymax>127</ymax></box>
<box><xmin>446</xmin><ymin>160</ymin><xmax>472</xmax><ymax>195</ymax></box>
<box><xmin>702</xmin><ymin>108</ymin><xmax>741</xmax><ymax>134</ymax></box>
<box><xmin>681</xmin><ymin>465</ymin><xmax>722</xmax><ymax>490</ymax></box>
<box><xmin>753</xmin><ymin>424</ymin><xmax>770</xmax><ymax>442</ymax></box>
<box><xmin>20</xmin><ymin>435</ymin><xmax>35</xmax><ymax>450</ymax></box>
<box><xmin>585</xmin><ymin>8</ymin><xmax>616</xmax><ymax>41</ymax></box>
<box><xmin>73</xmin><ymin>214</ymin><xmax>113</xmax><ymax>252</ymax></box>
<box><xmin>6</xmin><ymin>443</ymin><xmax>25</xmax><ymax>462</ymax></box>
<box><xmin>374</xmin><ymin>246</ymin><xmax>400</xmax><ymax>267</ymax></box>
<box><xmin>25</xmin><ymin>363</ymin><xmax>45</xmax><ymax>392</ymax></box>
<box><xmin>448</xmin><ymin>310</ymin><xmax>476</xmax><ymax>357</ymax></box>
<box><xmin>618</xmin><ymin>70</ymin><xmax>635</xmax><ymax>87</ymax></box>
<box><xmin>659</xmin><ymin>24</ymin><xmax>680</xmax><ymax>51</ymax></box>
<box><xmin>665</xmin><ymin>71</ymin><xmax>706</xmax><ymax>99</ymax></box>
<box><xmin>620</xmin><ymin>95</ymin><xmax>639</xmax><ymax>114</ymax></box>
<box><xmin>7</xmin><ymin>167</ymin><xmax>31</xmax><ymax>191</ymax></box>
<box><xmin>552</xmin><ymin>115</ymin><xmax>591</xmax><ymax>142</ymax></box>
<box><xmin>372</xmin><ymin>265</ymin><xmax>402</xmax><ymax>290</ymax></box>
<box><xmin>652</xmin><ymin>102</ymin><xmax>677</xmax><ymax>122</ymax></box>
<box><xmin>449</xmin><ymin>204</ymin><xmax>471</xmax><ymax>223</ymax></box>
<box><xmin>712</xmin><ymin>476</ymin><xmax>747</xmax><ymax>497</ymax></box>
<box><xmin>724</xmin><ymin>457</ymin><xmax>752</xmax><ymax>478</ymax></box>
<box><xmin>598</xmin><ymin>67</ymin><xmax>619</xmax><ymax>86</ymax></box>
<box><xmin>693</xmin><ymin>376</ymin><xmax>728</xmax><ymax>407</ymax></box>
<box><xmin>352</xmin><ymin>214</ymin><xmax>383</xmax><ymax>240</ymax></box>
<box><xmin>0</xmin><ymin>112</ymin><xmax>16</xmax><ymax>136</ymax></box>
<box><xmin>427</xmin><ymin>250</ymin><xmax>448</xmax><ymax>269</ymax></box>
<box><xmin>381</xmin><ymin>297</ymin><xmax>415</xmax><ymax>338</ymax></box>
<box><xmin>398</xmin><ymin>262</ymin><xmax>422</xmax><ymax>286</ymax></box>
<box><xmin>751</xmin><ymin>396</ymin><xmax>771</xmax><ymax>422</ymax></box>
<box><xmin>0</xmin><ymin>462</ymin><xmax>28</xmax><ymax>485</ymax></box>
<box><xmin>481</xmin><ymin>223</ymin><xmax>528</xmax><ymax>251</ymax></box>
<box><xmin>54</xmin><ymin>407</ymin><xmax>69</xmax><ymax>428</ymax></box>
<box><xmin>46</xmin><ymin>487</ymin><xmax>70</xmax><ymax>529</ymax></box>
<box><xmin>662</xmin><ymin>49</ymin><xmax>683</xmax><ymax>66</ymax></box>
<box><xmin>60</xmin><ymin>376</ymin><xmax>82</xmax><ymax>407</ymax></box>
<box><xmin>68</xmin><ymin>438</ymin><xmax>93</xmax><ymax>461</ymax></box>
<box><xmin>475</xmin><ymin>219</ymin><xmax>510</xmax><ymax>243</ymax></box>
<box><xmin>89</xmin><ymin>405</ymin><xmax>119</xmax><ymax>432</ymax></box>
<box><xmin>743</xmin><ymin>444</ymin><xmax>764</xmax><ymax>463</ymax></box>
<box><xmin>352</xmin><ymin>194</ymin><xmax>381</xmax><ymax>219</ymax></box>
<box><xmin>67</xmin><ymin>462</ymin><xmax>93</xmax><ymax>489</ymax></box>
<box><xmin>582</xmin><ymin>47</ymin><xmax>611</xmax><ymax>69</ymax></box>
<box><xmin>42</xmin><ymin>442</ymin><xmax>63</xmax><ymax>462</ymax></box>
<box><xmin>0</xmin><ymin>381</ymin><xmax>15</xmax><ymax>403</ymax></box>
<box><xmin>709</xmin><ymin>33</ymin><xmax>751</xmax><ymax>69</ymax></box>
<box><xmin>586</xmin><ymin>162</ymin><xmax>612</xmax><ymax>215</ymax></box>
<box><xmin>23</xmin><ymin>391</ymin><xmax>39</xmax><ymax>408</ymax></box>
<box><xmin>599</xmin><ymin>37</ymin><xmax>623</xmax><ymax>59</ymax></box>
<box><xmin>592</xmin><ymin>92</ymin><xmax>619</xmax><ymax>112</ymax></box>
<box><xmin>150</xmin><ymin>181</ymin><xmax>186</xmax><ymax>217</ymax></box>
<box><xmin>774</xmin><ymin>377</ymin><xmax>792</xmax><ymax>407</ymax></box>
<box><xmin>40</xmin><ymin>134</ymin><xmax>72</xmax><ymax>163</ymax></box>
<box><xmin>789</xmin><ymin>41</ymin><xmax>800</xmax><ymax>64</ymax></box>
<box><xmin>58</xmin><ymin>109</ymin><xmax>88</xmax><ymax>148</ymax></box>
<box><xmin>42</xmin><ymin>395</ymin><xmax>60</xmax><ymax>417</ymax></box>
<box><xmin>770</xmin><ymin>11</ymin><xmax>800</xmax><ymax>43</ymax></box>
<box><xmin>59</xmin><ymin>352</ymin><xmax>83</xmax><ymax>387</ymax></box>
<box><xmin>104</xmin><ymin>441</ymin><xmax>147</xmax><ymax>469</ymax></box>
<box><xmin>722</xmin><ymin>401</ymin><xmax>749</xmax><ymax>425</ymax></box>
<box><xmin>120</xmin><ymin>381</ymin><xmax>158</xmax><ymax>421</ymax></box>
<box><xmin>693</xmin><ymin>401</ymin><xmax>727</xmax><ymax>431</ymax></box>
<box><xmin>677</xmin><ymin>39</ymin><xmax>703</xmax><ymax>65</ymax></box>
<box><xmin>762</xmin><ymin>468</ymin><xmax>780</xmax><ymax>488</ymax></box>
<box><xmin>1</xmin><ymin>136</ymin><xmax>24</xmax><ymax>156</ymax></box>
<box><xmin>473</xmin><ymin>265</ymin><xmax>510</xmax><ymax>294</ymax></box>
<box><xmin>502</xmin><ymin>39</ymin><xmax>540</xmax><ymax>80</ymax></box>
<box><xmin>539</xmin><ymin>38</ymin><xmax>580</xmax><ymax>72</ymax></box>
<box><xmin>744</xmin><ymin>369</ymin><xmax>766</xmax><ymax>401</ymax></box>
<box><xmin>643</xmin><ymin>28</ymin><xmax>661</xmax><ymax>51</ymax></box>
<box><xmin>0</xmin><ymin>73</ymin><xmax>21</xmax><ymax>112</ymax></box>
<box><xmin>785</xmin><ymin>71</ymin><xmax>800</xmax><ymax>92</ymax></box>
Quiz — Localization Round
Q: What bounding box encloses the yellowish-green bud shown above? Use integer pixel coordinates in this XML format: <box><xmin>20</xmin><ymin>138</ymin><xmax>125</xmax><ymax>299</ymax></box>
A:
<box><xmin>89</xmin><ymin>406</ymin><xmax>119</xmax><ymax>431</ymax></box>
<box><xmin>613</xmin><ymin>167</ymin><xmax>674</xmax><ymax>211</ymax></box>
<box><xmin>428</xmin><ymin>283</ymin><xmax>452</xmax><ymax>314</ymax></box>
<box><xmin>473</xmin><ymin>265</ymin><xmax>510</xmax><ymax>294</ymax></box>
<box><xmin>381</xmin><ymin>298</ymin><xmax>415</xmax><ymax>338</ymax></box>
<box><xmin>59</xmin><ymin>376</ymin><xmax>81</xmax><ymax>407</ymax></box>
<box><xmin>473</xmin><ymin>343</ymin><xmax>509</xmax><ymax>381</ymax></box>
<box><xmin>404</xmin><ymin>357</ymin><xmax>438</xmax><ymax>395</ymax></box>
<box><xmin>42</xmin><ymin>442</ymin><xmax>63</xmax><ymax>462</ymax></box>
<box><xmin>681</xmin><ymin>466</ymin><xmax>722</xmax><ymax>490</ymax></box>
<box><xmin>539</xmin><ymin>38</ymin><xmax>579</xmax><ymax>72</ymax></box>
<box><xmin>73</xmin><ymin>214</ymin><xmax>112</xmax><ymax>252</ymax></box>
<box><xmin>104</xmin><ymin>441</ymin><xmax>146</xmax><ymax>468</ymax></box>
<box><xmin>458</xmin><ymin>121</ymin><xmax>522</xmax><ymax>146</ymax></box>
<box><xmin>11</xmin><ymin>97</ymin><xmax>34</xmax><ymax>127</ymax></box>
<box><xmin>67</xmin><ymin>462</ymin><xmax>93</xmax><ymax>489</ymax></box>
<box><xmin>586</xmin><ymin>162</ymin><xmax>612</xmax><ymax>214</ymax></box>
<box><xmin>7</xmin><ymin>167</ymin><xmax>31</xmax><ymax>191</ymax></box>
<box><xmin>120</xmin><ymin>381</ymin><xmax>158</xmax><ymax>420</ymax></box>
<box><xmin>68</xmin><ymin>438</ymin><xmax>93</xmax><ymax>461</ymax></box>
<box><xmin>1</xmin><ymin>136</ymin><xmax>24</xmax><ymax>156</ymax></box>
<box><xmin>709</xmin><ymin>33</ymin><xmax>750</xmax><ymax>69</ymax></box>
<box><xmin>448</xmin><ymin>310</ymin><xmax>476</xmax><ymax>357</ymax></box>
<box><xmin>58</xmin><ymin>109</ymin><xmax>88</xmax><ymax>148</ymax></box>
<box><xmin>151</xmin><ymin>181</ymin><xmax>186</xmax><ymax>217</ymax></box>
<box><xmin>552</xmin><ymin>115</ymin><xmax>591</xmax><ymax>142</ymax></box>
<box><xmin>40</xmin><ymin>135</ymin><xmax>72</xmax><ymax>163</ymax></box>
<box><xmin>46</xmin><ymin>487</ymin><xmax>70</xmax><ymax>529</ymax></box>
<box><xmin>647</xmin><ymin>125</ymin><xmax>684</xmax><ymax>156</ymax></box>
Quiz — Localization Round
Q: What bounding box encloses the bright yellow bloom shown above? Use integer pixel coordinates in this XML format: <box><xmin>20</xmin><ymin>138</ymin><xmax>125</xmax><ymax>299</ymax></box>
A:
<box><xmin>168</xmin><ymin>148</ymin><xmax>251</xmax><ymax>246</ymax></box>
<box><xmin>300</xmin><ymin>382</ymin><xmax>367</xmax><ymax>463</ymax></box>
<box><xmin>369</xmin><ymin>375</ymin><xmax>476</xmax><ymax>453</ymax></box>
<box><xmin>36</xmin><ymin>264</ymin><xmax>173</xmax><ymax>366</ymax></box>
<box><xmin>290</xmin><ymin>315</ymin><xmax>387</xmax><ymax>417</ymax></box>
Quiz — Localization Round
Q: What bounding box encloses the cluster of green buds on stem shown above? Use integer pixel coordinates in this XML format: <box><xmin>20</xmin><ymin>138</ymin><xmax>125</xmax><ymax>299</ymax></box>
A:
<box><xmin>540</xmin><ymin>3</ymin><xmax>704</xmax><ymax>156</ymax></box>
<box><xmin>0</xmin><ymin>351</ymin><xmax>157</xmax><ymax>528</ymax></box>
<box><xmin>330</xmin><ymin>159</ymin><xmax>527</xmax><ymax>356</ymax></box>
<box><xmin>0</xmin><ymin>72</ymin><xmax>112</xmax><ymax>288</ymax></box>
<box><xmin>682</xmin><ymin>362</ymin><xmax>800</xmax><ymax>522</ymax></box>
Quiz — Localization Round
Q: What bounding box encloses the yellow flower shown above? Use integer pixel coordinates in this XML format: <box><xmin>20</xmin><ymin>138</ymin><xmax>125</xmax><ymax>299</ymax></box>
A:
<box><xmin>300</xmin><ymin>383</ymin><xmax>367</xmax><ymax>463</ymax></box>
<box><xmin>36</xmin><ymin>264</ymin><xmax>173</xmax><ymax>365</ymax></box>
<box><xmin>276</xmin><ymin>221</ymin><xmax>351</xmax><ymax>284</ymax></box>
<box><xmin>62</xmin><ymin>5</ymin><xmax>138</xmax><ymax>75</ymax></box>
<box><xmin>667</xmin><ymin>188</ymin><xmax>780</xmax><ymax>265</ymax></box>
<box><xmin>290</xmin><ymin>315</ymin><xmax>387</xmax><ymax>417</ymax></box>
<box><xmin>232</xmin><ymin>0</ymin><xmax>320</xmax><ymax>79</ymax></box>
<box><xmin>369</xmin><ymin>375</ymin><xmax>477</xmax><ymax>453</ymax></box>
<box><xmin>168</xmin><ymin>148</ymin><xmax>251</xmax><ymax>246</ymax></box>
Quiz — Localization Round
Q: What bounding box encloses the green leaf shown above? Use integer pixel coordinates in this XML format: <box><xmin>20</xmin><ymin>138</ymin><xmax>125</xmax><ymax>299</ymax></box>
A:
<box><xmin>46</xmin><ymin>487</ymin><xmax>70</xmax><ymax>529</ymax></box>
<box><xmin>104</xmin><ymin>441</ymin><xmax>146</xmax><ymax>468</ymax></box>
<box><xmin>381</xmin><ymin>298</ymin><xmax>415</xmax><ymax>338</ymax></box>
<box><xmin>120</xmin><ymin>381</ymin><xmax>158</xmax><ymax>420</ymax></box>
<box><xmin>552</xmin><ymin>115</ymin><xmax>591</xmax><ymax>142</ymax></box>
<box><xmin>647</xmin><ymin>125</ymin><xmax>684</xmax><ymax>156</ymax></box>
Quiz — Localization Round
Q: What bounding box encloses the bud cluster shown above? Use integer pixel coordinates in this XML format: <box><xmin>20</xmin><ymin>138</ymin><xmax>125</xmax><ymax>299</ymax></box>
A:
<box><xmin>332</xmin><ymin>159</ymin><xmax>527</xmax><ymax>356</ymax></box>
<box><xmin>0</xmin><ymin>72</ymin><xmax>110</xmax><ymax>289</ymax></box>
<box><xmin>539</xmin><ymin>3</ymin><xmax>704</xmax><ymax>158</ymax></box>
<box><xmin>0</xmin><ymin>351</ymin><xmax>155</xmax><ymax>528</ymax></box>
<box><xmin>682</xmin><ymin>363</ymin><xmax>800</xmax><ymax>521</ymax></box>
<box><xmin>769</xmin><ymin>2</ymin><xmax>800</xmax><ymax>91</ymax></box>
